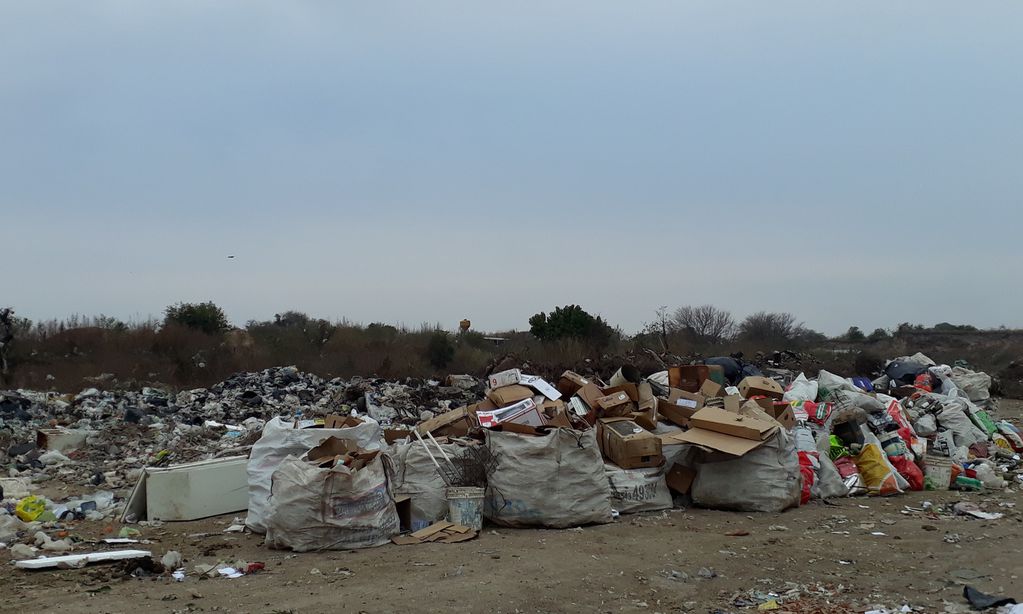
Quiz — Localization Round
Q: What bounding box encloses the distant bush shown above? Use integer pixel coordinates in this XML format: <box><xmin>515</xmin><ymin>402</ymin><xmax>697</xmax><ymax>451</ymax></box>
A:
<box><xmin>164</xmin><ymin>302</ymin><xmax>230</xmax><ymax>335</ymax></box>
<box><xmin>529</xmin><ymin>305</ymin><xmax>614</xmax><ymax>348</ymax></box>
<box><xmin>845</xmin><ymin>326</ymin><xmax>866</xmax><ymax>342</ymax></box>
<box><xmin>867</xmin><ymin>328</ymin><xmax>890</xmax><ymax>342</ymax></box>
<box><xmin>425</xmin><ymin>331</ymin><xmax>455</xmax><ymax>369</ymax></box>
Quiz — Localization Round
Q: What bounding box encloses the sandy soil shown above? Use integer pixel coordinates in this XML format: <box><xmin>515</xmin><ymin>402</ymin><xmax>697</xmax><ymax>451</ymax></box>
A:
<box><xmin>4</xmin><ymin>402</ymin><xmax>1021</xmax><ymax>614</ymax></box>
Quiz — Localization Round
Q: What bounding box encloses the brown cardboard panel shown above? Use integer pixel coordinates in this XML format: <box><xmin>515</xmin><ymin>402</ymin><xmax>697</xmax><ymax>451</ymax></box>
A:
<box><xmin>688</xmin><ymin>407</ymin><xmax>778</xmax><ymax>441</ymax></box>
<box><xmin>657</xmin><ymin>398</ymin><xmax>696</xmax><ymax>427</ymax></box>
<box><xmin>665</xmin><ymin>464</ymin><xmax>696</xmax><ymax>494</ymax></box>
<box><xmin>417</xmin><ymin>406</ymin><xmax>472</xmax><ymax>436</ymax></box>
<box><xmin>557</xmin><ymin>371</ymin><xmax>592</xmax><ymax>397</ymax></box>
<box><xmin>596</xmin><ymin>391</ymin><xmax>633</xmax><ymax>410</ymax></box>
<box><xmin>630</xmin><ymin>411</ymin><xmax>658</xmax><ymax>431</ymax></box>
<box><xmin>673</xmin><ymin>428</ymin><xmax>768</xmax><ymax>456</ymax></box>
<box><xmin>487</xmin><ymin>384</ymin><xmax>534</xmax><ymax>407</ymax></box>
<box><xmin>668</xmin><ymin>365</ymin><xmax>710</xmax><ymax>392</ymax></box>
<box><xmin>575</xmin><ymin>383</ymin><xmax>605</xmax><ymax>409</ymax></box>
<box><xmin>723</xmin><ymin>394</ymin><xmax>742</xmax><ymax>413</ymax></box>
<box><xmin>307</xmin><ymin>436</ymin><xmax>357</xmax><ymax>462</ymax></box>
<box><xmin>700</xmin><ymin>380</ymin><xmax>725</xmax><ymax>398</ymax></box>
<box><xmin>603</xmin><ymin>383</ymin><xmax>640</xmax><ymax>403</ymax></box>
<box><xmin>738</xmin><ymin>376</ymin><xmax>785</xmax><ymax>400</ymax></box>
<box><xmin>323</xmin><ymin>415</ymin><xmax>365</xmax><ymax>429</ymax></box>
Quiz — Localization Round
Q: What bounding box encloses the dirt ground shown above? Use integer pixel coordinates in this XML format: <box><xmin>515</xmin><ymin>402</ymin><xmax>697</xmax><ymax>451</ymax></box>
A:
<box><xmin>4</xmin><ymin>403</ymin><xmax>1022</xmax><ymax>614</ymax></box>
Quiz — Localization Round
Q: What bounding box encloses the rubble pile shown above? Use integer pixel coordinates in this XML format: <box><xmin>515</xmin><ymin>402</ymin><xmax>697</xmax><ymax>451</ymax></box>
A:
<box><xmin>0</xmin><ymin>366</ymin><xmax>481</xmax><ymax>496</ymax></box>
<box><xmin>1</xmin><ymin>355</ymin><xmax>1021</xmax><ymax>610</ymax></box>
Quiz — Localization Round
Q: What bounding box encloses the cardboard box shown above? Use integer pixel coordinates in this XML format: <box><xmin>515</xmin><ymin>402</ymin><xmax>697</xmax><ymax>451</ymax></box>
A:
<box><xmin>629</xmin><ymin>411</ymin><xmax>658</xmax><ymax>431</ymax></box>
<box><xmin>519</xmin><ymin>374</ymin><xmax>562</xmax><ymax>401</ymax></box>
<box><xmin>665</xmin><ymin>464</ymin><xmax>696</xmax><ymax>495</ymax></box>
<box><xmin>723</xmin><ymin>394</ymin><xmax>742</xmax><ymax>413</ymax></box>
<box><xmin>323</xmin><ymin>415</ymin><xmax>365</xmax><ymax>429</ymax></box>
<box><xmin>700</xmin><ymin>379</ymin><xmax>725</xmax><ymax>398</ymax></box>
<box><xmin>575</xmin><ymin>383</ymin><xmax>605</xmax><ymax>409</ymax></box>
<box><xmin>738</xmin><ymin>376</ymin><xmax>784</xmax><ymax>400</ymax></box>
<box><xmin>595</xmin><ymin>391</ymin><xmax>636</xmax><ymax>417</ymax></box>
<box><xmin>603</xmin><ymin>383</ymin><xmax>640</xmax><ymax>403</ymax></box>
<box><xmin>557</xmin><ymin>371</ymin><xmax>592</xmax><ymax>397</ymax></box>
<box><xmin>669</xmin><ymin>365</ymin><xmax>710</xmax><ymax>392</ymax></box>
<box><xmin>417</xmin><ymin>406</ymin><xmax>474</xmax><ymax>436</ymax></box>
<box><xmin>538</xmin><ymin>399</ymin><xmax>572</xmax><ymax>428</ymax></box>
<box><xmin>657</xmin><ymin>388</ymin><xmax>703</xmax><ymax>427</ymax></box>
<box><xmin>477</xmin><ymin>398</ymin><xmax>542</xmax><ymax>428</ymax></box>
<box><xmin>597</xmin><ymin>418</ymin><xmax>663</xmax><ymax>469</ymax></box>
<box><xmin>688</xmin><ymin>407</ymin><xmax>778</xmax><ymax>441</ymax></box>
<box><xmin>754</xmin><ymin>399</ymin><xmax>796</xmax><ymax>430</ymax></box>
<box><xmin>487</xmin><ymin>384</ymin><xmax>534</xmax><ymax>407</ymax></box>
<box><xmin>488</xmin><ymin>369</ymin><xmax>521</xmax><ymax>389</ymax></box>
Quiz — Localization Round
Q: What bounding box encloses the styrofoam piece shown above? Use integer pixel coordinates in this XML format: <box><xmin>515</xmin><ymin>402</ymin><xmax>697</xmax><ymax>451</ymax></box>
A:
<box><xmin>15</xmin><ymin>549</ymin><xmax>151</xmax><ymax>570</ymax></box>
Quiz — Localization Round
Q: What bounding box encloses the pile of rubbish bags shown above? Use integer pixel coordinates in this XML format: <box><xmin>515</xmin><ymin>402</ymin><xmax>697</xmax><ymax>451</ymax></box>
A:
<box><xmin>2</xmin><ymin>354</ymin><xmax>1021</xmax><ymax>557</ymax></box>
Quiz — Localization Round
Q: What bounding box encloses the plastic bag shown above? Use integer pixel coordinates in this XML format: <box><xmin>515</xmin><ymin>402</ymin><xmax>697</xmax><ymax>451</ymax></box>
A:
<box><xmin>15</xmin><ymin>496</ymin><xmax>46</xmax><ymax>522</ymax></box>
<box><xmin>485</xmin><ymin>429</ymin><xmax>612</xmax><ymax>528</ymax></box>
<box><xmin>604</xmin><ymin>464</ymin><xmax>673</xmax><ymax>514</ymax></box>
<box><xmin>997</xmin><ymin>421</ymin><xmax>1023</xmax><ymax>451</ymax></box>
<box><xmin>691</xmin><ymin>431</ymin><xmax>802</xmax><ymax>513</ymax></box>
<box><xmin>783</xmin><ymin>373</ymin><xmax>818</xmax><ymax>403</ymax></box>
<box><xmin>853</xmin><ymin>431</ymin><xmax>906</xmax><ymax>496</ymax></box>
<box><xmin>833</xmin><ymin>456</ymin><xmax>867</xmax><ymax>496</ymax></box>
<box><xmin>816</xmin><ymin>370</ymin><xmax>858</xmax><ymax>401</ymax></box>
<box><xmin>265</xmin><ymin>453</ymin><xmax>398</xmax><ymax>551</ymax></box>
<box><xmin>246</xmin><ymin>416</ymin><xmax>383</xmax><ymax>534</ymax></box>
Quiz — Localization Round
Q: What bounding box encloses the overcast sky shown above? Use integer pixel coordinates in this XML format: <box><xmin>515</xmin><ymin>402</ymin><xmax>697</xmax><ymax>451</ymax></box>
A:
<box><xmin>3</xmin><ymin>2</ymin><xmax>1021</xmax><ymax>335</ymax></box>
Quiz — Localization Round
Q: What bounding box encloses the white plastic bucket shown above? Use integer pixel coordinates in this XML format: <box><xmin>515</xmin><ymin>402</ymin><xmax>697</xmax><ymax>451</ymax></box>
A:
<box><xmin>446</xmin><ymin>486</ymin><xmax>484</xmax><ymax>531</ymax></box>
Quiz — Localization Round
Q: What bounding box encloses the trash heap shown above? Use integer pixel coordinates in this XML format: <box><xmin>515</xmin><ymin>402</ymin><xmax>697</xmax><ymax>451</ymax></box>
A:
<box><xmin>1</xmin><ymin>355</ymin><xmax>1021</xmax><ymax>571</ymax></box>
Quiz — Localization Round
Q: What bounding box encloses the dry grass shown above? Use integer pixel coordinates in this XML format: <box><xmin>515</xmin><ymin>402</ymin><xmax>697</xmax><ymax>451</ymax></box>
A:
<box><xmin>6</xmin><ymin>317</ymin><xmax>1022</xmax><ymax>393</ymax></box>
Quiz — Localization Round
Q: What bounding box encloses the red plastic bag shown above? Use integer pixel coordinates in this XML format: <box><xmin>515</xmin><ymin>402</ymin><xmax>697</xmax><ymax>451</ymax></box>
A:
<box><xmin>888</xmin><ymin>455</ymin><xmax>924</xmax><ymax>491</ymax></box>
<box><xmin>797</xmin><ymin>451</ymin><xmax>816</xmax><ymax>505</ymax></box>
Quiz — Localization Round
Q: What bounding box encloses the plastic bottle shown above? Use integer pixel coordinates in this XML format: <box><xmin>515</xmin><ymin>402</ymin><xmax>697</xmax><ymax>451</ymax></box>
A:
<box><xmin>953</xmin><ymin>476</ymin><xmax>983</xmax><ymax>492</ymax></box>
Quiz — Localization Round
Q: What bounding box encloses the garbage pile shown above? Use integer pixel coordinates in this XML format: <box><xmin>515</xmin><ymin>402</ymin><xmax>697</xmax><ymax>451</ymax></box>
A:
<box><xmin>1</xmin><ymin>355</ymin><xmax>1021</xmax><ymax>581</ymax></box>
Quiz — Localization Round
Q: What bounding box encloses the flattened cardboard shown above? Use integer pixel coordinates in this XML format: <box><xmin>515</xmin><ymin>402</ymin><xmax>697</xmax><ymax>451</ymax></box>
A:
<box><xmin>308</xmin><ymin>436</ymin><xmax>357</xmax><ymax>462</ymax></box>
<box><xmin>689</xmin><ymin>407</ymin><xmax>778</xmax><ymax>441</ymax></box>
<box><xmin>417</xmin><ymin>406</ymin><xmax>473</xmax><ymax>436</ymax></box>
<box><xmin>700</xmin><ymin>380</ymin><xmax>725</xmax><ymax>398</ymax></box>
<box><xmin>673</xmin><ymin>428</ymin><xmax>768</xmax><ymax>456</ymax></box>
<box><xmin>384</xmin><ymin>429</ymin><xmax>413</xmax><ymax>444</ymax></box>
<box><xmin>658</xmin><ymin>399</ymin><xmax>699</xmax><ymax>427</ymax></box>
<box><xmin>665</xmin><ymin>464</ymin><xmax>696</xmax><ymax>494</ymax></box>
<box><xmin>738</xmin><ymin>376</ymin><xmax>785</xmax><ymax>400</ymax></box>
<box><xmin>519</xmin><ymin>374</ymin><xmax>562</xmax><ymax>401</ymax></box>
<box><xmin>487</xmin><ymin>384</ymin><xmax>534</xmax><ymax>407</ymax></box>
<box><xmin>323</xmin><ymin>415</ymin><xmax>365</xmax><ymax>429</ymax></box>
<box><xmin>488</xmin><ymin>369</ymin><xmax>521</xmax><ymax>389</ymax></box>
<box><xmin>557</xmin><ymin>371</ymin><xmax>592</xmax><ymax>397</ymax></box>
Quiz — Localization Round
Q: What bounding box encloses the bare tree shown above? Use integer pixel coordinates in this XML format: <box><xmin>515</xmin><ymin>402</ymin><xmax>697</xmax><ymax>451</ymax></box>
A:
<box><xmin>737</xmin><ymin>311</ymin><xmax>802</xmax><ymax>344</ymax></box>
<box><xmin>0</xmin><ymin>308</ymin><xmax>14</xmax><ymax>379</ymax></box>
<box><xmin>670</xmin><ymin>305</ymin><xmax>736</xmax><ymax>344</ymax></box>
